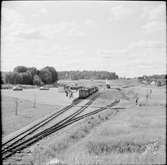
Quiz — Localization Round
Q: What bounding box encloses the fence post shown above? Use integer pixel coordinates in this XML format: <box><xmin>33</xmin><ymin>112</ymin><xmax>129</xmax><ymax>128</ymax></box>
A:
<box><xmin>33</xmin><ymin>93</ymin><xmax>36</xmax><ymax>108</ymax></box>
<box><xmin>15</xmin><ymin>98</ymin><xmax>18</xmax><ymax>115</ymax></box>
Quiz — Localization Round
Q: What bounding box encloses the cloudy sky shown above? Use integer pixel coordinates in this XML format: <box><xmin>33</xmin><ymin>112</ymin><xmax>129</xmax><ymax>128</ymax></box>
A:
<box><xmin>1</xmin><ymin>1</ymin><xmax>166</xmax><ymax>77</ymax></box>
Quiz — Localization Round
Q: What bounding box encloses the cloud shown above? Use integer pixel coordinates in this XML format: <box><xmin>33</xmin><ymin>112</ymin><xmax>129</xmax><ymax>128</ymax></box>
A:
<box><xmin>31</xmin><ymin>21</ymin><xmax>87</xmax><ymax>40</ymax></box>
<box><xmin>142</xmin><ymin>21</ymin><xmax>166</xmax><ymax>33</ymax></box>
<box><xmin>109</xmin><ymin>4</ymin><xmax>134</xmax><ymax>21</ymax></box>
<box><xmin>128</xmin><ymin>40</ymin><xmax>166</xmax><ymax>49</ymax></box>
<box><xmin>84</xmin><ymin>19</ymin><xmax>95</xmax><ymax>26</ymax></box>
<box><xmin>97</xmin><ymin>48</ymin><xmax>127</xmax><ymax>59</ymax></box>
<box><xmin>13</xmin><ymin>21</ymin><xmax>86</xmax><ymax>41</ymax></box>
<box><xmin>66</xmin><ymin>25</ymin><xmax>86</xmax><ymax>37</ymax></box>
<box><xmin>2</xmin><ymin>6</ymin><xmax>87</xmax><ymax>43</ymax></box>
<box><xmin>96</xmin><ymin>39</ymin><xmax>166</xmax><ymax>76</ymax></box>
<box><xmin>40</xmin><ymin>7</ymin><xmax>47</xmax><ymax>14</ymax></box>
<box><xmin>2</xmin><ymin>7</ymin><xmax>25</xmax><ymax>36</ymax></box>
<box><xmin>1</xmin><ymin>7</ymin><xmax>37</xmax><ymax>43</ymax></box>
<box><xmin>141</xmin><ymin>4</ymin><xmax>166</xmax><ymax>33</ymax></box>
<box><xmin>16</xmin><ymin>30</ymin><xmax>46</xmax><ymax>40</ymax></box>
<box><xmin>142</xmin><ymin>4</ymin><xmax>165</xmax><ymax>21</ymax></box>
<box><xmin>149</xmin><ymin>5</ymin><xmax>165</xmax><ymax>21</ymax></box>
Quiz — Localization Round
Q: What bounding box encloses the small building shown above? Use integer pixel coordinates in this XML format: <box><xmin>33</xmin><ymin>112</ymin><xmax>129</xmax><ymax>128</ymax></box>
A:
<box><xmin>150</xmin><ymin>80</ymin><xmax>156</xmax><ymax>85</ymax></box>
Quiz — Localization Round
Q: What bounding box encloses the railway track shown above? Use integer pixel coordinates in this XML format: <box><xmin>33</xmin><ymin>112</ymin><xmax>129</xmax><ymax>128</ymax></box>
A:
<box><xmin>3</xmin><ymin>96</ymin><xmax>120</xmax><ymax>162</ymax></box>
<box><xmin>2</xmin><ymin>93</ymin><xmax>100</xmax><ymax>160</ymax></box>
<box><xmin>2</xmin><ymin>97</ymin><xmax>82</xmax><ymax>150</ymax></box>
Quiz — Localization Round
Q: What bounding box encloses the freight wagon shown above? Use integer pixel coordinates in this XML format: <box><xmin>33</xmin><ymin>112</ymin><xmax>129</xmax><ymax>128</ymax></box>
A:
<box><xmin>79</xmin><ymin>86</ymin><xmax>98</xmax><ymax>99</ymax></box>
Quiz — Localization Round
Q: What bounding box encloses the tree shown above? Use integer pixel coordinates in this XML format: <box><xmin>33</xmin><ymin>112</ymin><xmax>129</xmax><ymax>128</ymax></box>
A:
<box><xmin>5</xmin><ymin>72</ymin><xmax>11</xmax><ymax>84</ymax></box>
<box><xmin>4</xmin><ymin>72</ymin><xmax>20</xmax><ymax>84</ymax></box>
<box><xmin>44</xmin><ymin>66</ymin><xmax>58</xmax><ymax>82</ymax></box>
<box><xmin>57</xmin><ymin>71</ymin><xmax>119</xmax><ymax>80</ymax></box>
<box><xmin>3</xmin><ymin>66</ymin><xmax>58</xmax><ymax>85</ymax></box>
<box><xmin>27</xmin><ymin>67</ymin><xmax>38</xmax><ymax>77</ymax></box>
<box><xmin>15</xmin><ymin>73</ymin><xmax>23</xmax><ymax>84</ymax></box>
<box><xmin>20</xmin><ymin>72</ymin><xmax>33</xmax><ymax>84</ymax></box>
<box><xmin>39</xmin><ymin>66</ymin><xmax>58</xmax><ymax>84</ymax></box>
<box><xmin>39</xmin><ymin>68</ymin><xmax>53</xmax><ymax>84</ymax></box>
<box><xmin>13</xmin><ymin>66</ymin><xmax>27</xmax><ymax>73</ymax></box>
<box><xmin>1</xmin><ymin>77</ymin><xmax>4</xmax><ymax>84</ymax></box>
<box><xmin>33</xmin><ymin>75</ymin><xmax>42</xmax><ymax>86</ymax></box>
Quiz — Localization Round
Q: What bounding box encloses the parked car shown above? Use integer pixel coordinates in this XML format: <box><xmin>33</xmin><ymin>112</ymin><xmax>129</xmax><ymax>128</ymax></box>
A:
<box><xmin>106</xmin><ymin>84</ymin><xmax>111</xmax><ymax>89</ymax></box>
<box><xmin>13</xmin><ymin>86</ymin><xmax>23</xmax><ymax>91</ymax></box>
<box><xmin>40</xmin><ymin>86</ymin><xmax>49</xmax><ymax>90</ymax></box>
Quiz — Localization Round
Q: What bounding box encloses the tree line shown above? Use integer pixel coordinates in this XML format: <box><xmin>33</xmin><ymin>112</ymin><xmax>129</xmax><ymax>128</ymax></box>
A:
<box><xmin>137</xmin><ymin>74</ymin><xmax>166</xmax><ymax>86</ymax></box>
<box><xmin>2</xmin><ymin>66</ymin><xmax>58</xmax><ymax>85</ymax></box>
<box><xmin>1</xmin><ymin>67</ymin><xmax>119</xmax><ymax>85</ymax></box>
<box><xmin>58</xmin><ymin>71</ymin><xmax>119</xmax><ymax>80</ymax></box>
<box><xmin>138</xmin><ymin>74</ymin><xmax>166</xmax><ymax>81</ymax></box>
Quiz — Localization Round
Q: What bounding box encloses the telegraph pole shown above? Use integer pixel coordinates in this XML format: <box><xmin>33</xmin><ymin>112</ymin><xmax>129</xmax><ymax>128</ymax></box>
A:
<box><xmin>15</xmin><ymin>98</ymin><xmax>18</xmax><ymax>115</ymax></box>
<box><xmin>33</xmin><ymin>93</ymin><xmax>36</xmax><ymax>108</ymax></box>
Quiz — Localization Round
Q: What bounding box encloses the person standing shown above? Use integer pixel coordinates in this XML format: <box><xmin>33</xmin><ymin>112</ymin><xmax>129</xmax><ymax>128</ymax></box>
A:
<box><xmin>64</xmin><ymin>86</ymin><xmax>69</xmax><ymax>97</ymax></box>
<box><xmin>149</xmin><ymin>89</ymin><xmax>152</xmax><ymax>98</ymax></box>
<box><xmin>146</xmin><ymin>93</ymin><xmax>149</xmax><ymax>102</ymax></box>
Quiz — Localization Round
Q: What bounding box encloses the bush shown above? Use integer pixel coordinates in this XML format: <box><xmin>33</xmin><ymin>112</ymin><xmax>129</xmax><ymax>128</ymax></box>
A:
<box><xmin>39</xmin><ymin>66</ymin><xmax>58</xmax><ymax>84</ymax></box>
<box><xmin>13</xmin><ymin>66</ymin><xmax>28</xmax><ymax>73</ymax></box>
<box><xmin>39</xmin><ymin>68</ymin><xmax>53</xmax><ymax>84</ymax></box>
<box><xmin>3</xmin><ymin>66</ymin><xmax>58</xmax><ymax>85</ymax></box>
<box><xmin>20</xmin><ymin>72</ymin><xmax>33</xmax><ymax>85</ymax></box>
<box><xmin>33</xmin><ymin>75</ymin><xmax>42</xmax><ymax>86</ymax></box>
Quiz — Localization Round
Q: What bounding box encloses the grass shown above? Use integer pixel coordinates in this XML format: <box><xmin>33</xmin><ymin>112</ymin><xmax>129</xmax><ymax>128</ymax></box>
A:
<box><xmin>63</xmin><ymin>103</ymin><xmax>165</xmax><ymax>164</ymax></box>
<box><xmin>1</xmin><ymin>88</ymin><xmax>75</xmax><ymax>137</ymax></box>
<box><xmin>2</xmin><ymin>79</ymin><xmax>166</xmax><ymax>165</ymax></box>
<box><xmin>62</xmin><ymin>84</ymin><xmax>166</xmax><ymax>165</ymax></box>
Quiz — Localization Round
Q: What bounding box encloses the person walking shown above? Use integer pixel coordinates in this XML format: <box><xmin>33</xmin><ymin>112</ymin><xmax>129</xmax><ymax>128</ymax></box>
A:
<box><xmin>69</xmin><ymin>89</ymin><xmax>73</xmax><ymax>98</ymax></box>
<box><xmin>65</xmin><ymin>89</ymin><xmax>68</xmax><ymax>97</ymax></box>
<box><xmin>136</xmin><ymin>96</ymin><xmax>139</xmax><ymax>105</ymax></box>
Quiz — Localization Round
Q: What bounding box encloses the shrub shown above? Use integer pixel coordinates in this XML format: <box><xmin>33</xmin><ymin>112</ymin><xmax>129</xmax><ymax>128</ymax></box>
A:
<box><xmin>33</xmin><ymin>75</ymin><xmax>43</xmax><ymax>86</ymax></box>
<box><xmin>13</xmin><ymin>66</ymin><xmax>28</xmax><ymax>73</ymax></box>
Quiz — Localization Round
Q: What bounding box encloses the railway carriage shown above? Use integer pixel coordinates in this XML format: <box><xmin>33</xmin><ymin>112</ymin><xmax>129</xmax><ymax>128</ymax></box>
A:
<box><xmin>79</xmin><ymin>86</ymin><xmax>98</xmax><ymax>99</ymax></box>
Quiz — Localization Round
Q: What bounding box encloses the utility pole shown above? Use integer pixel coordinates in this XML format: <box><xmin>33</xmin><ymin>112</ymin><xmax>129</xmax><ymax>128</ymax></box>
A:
<box><xmin>15</xmin><ymin>98</ymin><xmax>18</xmax><ymax>115</ymax></box>
<box><xmin>33</xmin><ymin>93</ymin><xmax>36</xmax><ymax>108</ymax></box>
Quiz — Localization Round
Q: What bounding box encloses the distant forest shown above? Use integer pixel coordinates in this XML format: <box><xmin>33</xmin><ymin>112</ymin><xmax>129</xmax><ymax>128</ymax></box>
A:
<box><xmin>58</xmin><ymin>71</ymin><xmax>119</xmax><ymax>80</ymax></box>
<box><xmin>138</xmin><ymin>74</ymin><xmax>166</xmax><ymax>80</ymax></box>
<box><xmin>1</xmin><ymin>66</ymin><xmax>119</xmax><ymax>85</ymax></box>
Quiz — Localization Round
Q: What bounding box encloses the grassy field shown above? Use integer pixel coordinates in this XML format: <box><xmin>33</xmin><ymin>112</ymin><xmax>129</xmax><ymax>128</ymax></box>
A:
<box><xmin>58</xmin><ymin>79</ymin><xmax>141</xmax><ymax>89</ymax></box>
<box><xmin>1</xmin><ymin>88</ymin><xmax>78</xmax><ymax>137</ymax></box>
<box><xmin>2</xmin><ymin>79</ymin><xmax>166</xmax><ymax>165</ymax></box>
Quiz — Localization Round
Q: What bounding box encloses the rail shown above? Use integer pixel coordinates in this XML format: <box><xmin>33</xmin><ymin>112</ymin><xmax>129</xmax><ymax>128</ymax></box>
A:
<box><xmin>2</xmin><ymin>93</ymin><xmax>100</xmax><ymax>160</ymax></box>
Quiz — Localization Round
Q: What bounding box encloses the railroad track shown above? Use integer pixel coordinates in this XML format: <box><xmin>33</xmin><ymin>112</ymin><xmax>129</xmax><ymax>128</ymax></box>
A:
<box><xmin>2</xmin><ymin>93</ymin><xmax>100</xmax><ymax>160</ymax></box>
<box><xmin>2</xmin><ymin>97</ymin><xmax>82</xmax><ymax>150</ymax></box>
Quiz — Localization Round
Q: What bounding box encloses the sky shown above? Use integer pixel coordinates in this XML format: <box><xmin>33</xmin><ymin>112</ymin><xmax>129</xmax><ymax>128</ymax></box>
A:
<box><xmin>1</xmin><ymin>1</ymin><xmax>166</xmax><ymax>77</ymax></box>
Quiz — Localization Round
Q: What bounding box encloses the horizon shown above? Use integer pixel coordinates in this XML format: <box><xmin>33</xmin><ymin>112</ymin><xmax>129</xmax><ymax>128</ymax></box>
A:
<box><xmin>1</xmin><ymin>67</ymin><xmax>166</xmax><ymax>79</ymax></box>
<box><xmin>1</xmin><ymin>1</ymin><xmax>166</xmax><ymax>78</ymax></box>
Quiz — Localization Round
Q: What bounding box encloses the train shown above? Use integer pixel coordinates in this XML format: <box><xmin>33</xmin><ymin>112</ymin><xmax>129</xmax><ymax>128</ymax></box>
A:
<box><xmin>79</xmin><ymin>86</ymin><xmax>98</xmax><ymax>99</ymax></box>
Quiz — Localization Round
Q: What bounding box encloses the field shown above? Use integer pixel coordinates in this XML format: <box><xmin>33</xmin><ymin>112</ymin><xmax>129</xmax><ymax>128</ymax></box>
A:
<box><xmin>1</xmin><ymin>88</ymin><xmax>78</xmax><ymax>137</ymax></box>
<box><xmin>2</xmin><ymin>79</ymin><xmax>166</xmax><ymax>165</ymax></box>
